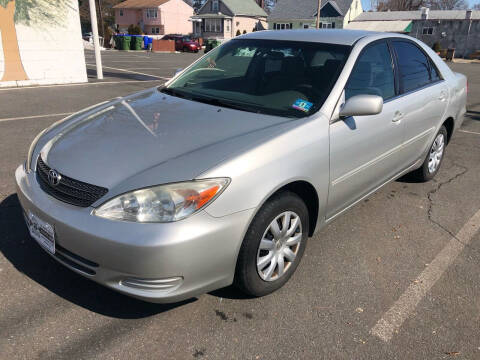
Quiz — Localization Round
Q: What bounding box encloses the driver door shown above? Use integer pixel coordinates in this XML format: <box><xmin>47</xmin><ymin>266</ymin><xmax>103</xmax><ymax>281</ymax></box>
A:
<box><xmin>327</xmin><ymin>40</ymin><xmax>405</xmax><ymax>220</ymax></box>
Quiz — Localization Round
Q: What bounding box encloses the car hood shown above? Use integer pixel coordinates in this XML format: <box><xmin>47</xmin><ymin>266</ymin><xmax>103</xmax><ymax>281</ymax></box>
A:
<box><xmin>40</xmin><ymin>88</ymin><xmax>293</xmax><ymax>191</ymax></box>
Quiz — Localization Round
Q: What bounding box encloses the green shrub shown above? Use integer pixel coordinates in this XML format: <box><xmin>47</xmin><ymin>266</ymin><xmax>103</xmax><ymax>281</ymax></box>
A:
<box><xmin>128</xmin><ymin>24</ymin><xmax>142</xmax><ymax>35</ymax></box>
<box><xmin>432</xmin><ymin>42</ymin><xmax>441</xmax><ymax>52</ymax></box>
<box><xmin>236</xmin><ymin>29</ymin><xmax>241</xmax><ymax>36</ymax></box>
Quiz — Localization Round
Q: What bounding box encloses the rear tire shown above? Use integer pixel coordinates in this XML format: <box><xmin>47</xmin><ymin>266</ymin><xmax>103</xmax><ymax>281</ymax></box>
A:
<box><xmin>234</xmin><ymin>192</ymin><xmax>309</xmax><ymax>297</ymax></box>
<box><xmin>411</xmin><ymin>125</ymin><xmax>447</xmax><ymax>182</ymax></box>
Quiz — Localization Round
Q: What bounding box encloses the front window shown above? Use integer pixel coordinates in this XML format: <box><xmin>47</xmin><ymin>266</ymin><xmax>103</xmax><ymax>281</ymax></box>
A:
<box><xmin>273</xmin><ymin>23</ymin><xmax>292</xmax><ymax>30</ymax></box>
<box><xmin>162</xmin><ymin>39</ymin><xmax>350</xmax><ymax>118</ymax></box>
<box><xmin>320</xmin><ymin>22</ymin><xmax>335</xmax><ymax>29</ymax></box>
<box><xmin>422</xmin><ymin>27</ymin><xmax>434</xmax><ymax>35</ymax></box>
<box><xmin>345</xmin><ymin>42</ymin><xmax>395</xmax><ymax>101</ymax></box>
<box><xmin>119</xmin><ymin>9</ymin><xmax>123</xmax><ymax>16</ymax></box>
<box><xmin>146</xmin><ymin>8</ymin><xmax>158</xmax><ymax>19</ymax></box>
<box><xmin>212</xmin><ymin>0</ymin><xmax>219</xmax><ymax>11</ymax></box>
<box><xmin>205</xmin><ymin>18</ymin><xmax>222</xmax><ymax>32</ymax></box>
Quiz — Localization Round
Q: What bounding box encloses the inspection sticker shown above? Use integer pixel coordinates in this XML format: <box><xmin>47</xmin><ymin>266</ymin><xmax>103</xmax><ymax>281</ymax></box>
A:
<box><xmin>292</xmin><ymin>99</ymin><xmax>313</xmax><ymax>113</ymax></box>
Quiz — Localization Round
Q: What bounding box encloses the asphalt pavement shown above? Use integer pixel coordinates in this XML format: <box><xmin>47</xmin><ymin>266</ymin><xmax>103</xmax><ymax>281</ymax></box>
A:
<box><xmin>0</xmin><ymin>51</ymin><xmax>479</xmax><ymax>359</ymax></box>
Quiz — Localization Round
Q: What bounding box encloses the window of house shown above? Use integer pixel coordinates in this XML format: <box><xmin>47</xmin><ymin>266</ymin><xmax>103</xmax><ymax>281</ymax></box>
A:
<box><xmin>225</xmin><ymin>20</ymin><xmax>230</xmax><ymax>32</ymax></box>
<box><xmin>146</xmin><ymin>8</ymin><xmax>158</xmax><ymax>19</ymax></box>
<box><xmin>345</xmin><ymin>41</ymin><xmax>395</xmax><ymax>101</ymax></box>
<box><xmin>205</xmin><ymin>18</ymin><xmax>222</xmax><ymax>32</ymax></box>
<box><xmin>273</xmin><ymin>23</ymin><xmax>292</xmax><ymax>30</ymax></box>
<box><xmin>119</xmin><ymin>9</ymin><xmax>123</xmax><ymax>16</ymax></box>
<box><xmin>152</xmin><ymin>27</ymin><xmax>160</xmax><ymax>34</ymax></box>
<box><xmin>393</xmin><ymin>41</ymin><xmax>432</xmax><ymax>93</ymax></box>
<box><xmin>212</xmin><ymin>0</ymin><xmax>219</xmax><ymax>11</ymax></box>
<box><xmin>303</xmin><ymin>24</ymin><xmax>310</xmax><ymax>29</ymax></box>
<box><xmin>320</xmin><ymin>22</ymin><xmax>335</xmax><ymax>29</ymax></box>
<box><xmin>422</xmin><ymin>27</ymin><xmax>434</xmax><ymax>35</ymax></box>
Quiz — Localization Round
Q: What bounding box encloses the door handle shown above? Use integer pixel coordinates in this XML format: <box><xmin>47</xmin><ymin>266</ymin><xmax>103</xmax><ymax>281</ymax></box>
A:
<box><xmin>392</xmin><ymin>111</ymin><xmax>404</xmax><ymax>123</ymax></box>
<box><xmin>438</xmin><ymin>91</ymin><xmax>448</xmax><ymax>102</ymax></box>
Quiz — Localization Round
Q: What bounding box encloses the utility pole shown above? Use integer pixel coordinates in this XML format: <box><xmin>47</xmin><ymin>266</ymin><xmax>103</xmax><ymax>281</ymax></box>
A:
<box><xmin>89</xmin><ymin>0</ymin><xmax>103</xmax><ymax>79</ymax></box>
<box><xmin>316</xmin><ymin>0</ymin><xmax>321</xmax><ymax>29</ymax></box>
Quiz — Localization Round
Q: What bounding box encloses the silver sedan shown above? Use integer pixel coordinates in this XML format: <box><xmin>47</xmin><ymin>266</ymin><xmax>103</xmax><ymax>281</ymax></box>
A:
<box><xmin>16</xmin><ymin>30</ymin><xmax>467</xmax><ymax>303</ymax></box>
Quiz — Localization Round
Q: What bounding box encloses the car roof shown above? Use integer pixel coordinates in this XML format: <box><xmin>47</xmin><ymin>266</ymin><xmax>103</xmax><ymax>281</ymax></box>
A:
<box><xmin>238</xmin><ymin>29</ymin><xmax>381</xmax><ymax>46</ymax></box>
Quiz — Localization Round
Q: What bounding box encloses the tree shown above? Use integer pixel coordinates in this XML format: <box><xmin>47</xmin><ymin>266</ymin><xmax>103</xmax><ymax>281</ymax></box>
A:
<box><xmin>0</xmin><ymin>0</ymin><xmax>70</xmax><ymax>82</ymax></box>
<box><xmin>192</xmin><ymin>0</ymin><xmax>205</xmax><ymax>13</ymax></box>
<box><xmin>376</xmin><ymin>0</ymin><xmax>425</xmax><ymax>11</ymax></box>
<box><xmin>264</xmin><ymin>0</ymin><xmax>276</xmax><ymax>13</ymax></box>
<box><xmin>425</xmin><ymin>0</ymin><xmax>468</xmax><ymax>9</ymax></box>
<box><xmin>79</xmin><ymin>0</ymin><xmax>122</xmax><ymax>34</ymax></box>
<box><xmin>377</xmin><ymin>0</ymin><xmax>469</xmax><ymax>10</ymax></box>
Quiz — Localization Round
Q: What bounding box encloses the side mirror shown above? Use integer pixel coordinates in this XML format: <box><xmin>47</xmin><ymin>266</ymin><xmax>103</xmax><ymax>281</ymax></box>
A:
<box><xmin>339</xmin><ymin>95</ymin><xmax>383</xmax><ymax>118</ymax></box>
<box><xmin>174</xmin><ymin>68</ymin><xmax>183</xmax><ymax>77</ymax></box>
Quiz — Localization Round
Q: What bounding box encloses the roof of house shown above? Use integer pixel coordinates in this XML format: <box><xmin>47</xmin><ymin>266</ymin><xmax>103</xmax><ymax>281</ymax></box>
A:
<box><xmin>268</xmin><ymin>0</ymin><xmax>354</xmax><ymax>21</ymax></box>
<box><xmin>346</xmin><ymin>20</ymin><xmax>412</xmax><ymax>32</ymax></box>
<box><xmin>200</xmin><ymin>0</ymin><xmax>267</xmax><ymax>17</ymax></box>
<box><xmin>352</xmin><ymin>9</ymin><xmax>480</xmax><ymax>21</ymax></box>
<box><xmin>113</xmin><ymin>0</ymin><xmax>183</xmax><ymax>9</ymax></box>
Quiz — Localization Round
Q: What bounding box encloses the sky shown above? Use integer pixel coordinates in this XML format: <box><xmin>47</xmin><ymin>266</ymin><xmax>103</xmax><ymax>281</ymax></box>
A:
<box><xmin>361</xmin><ymin>0</ymin><xmax>480</xmax><ymax>11</ymax></box>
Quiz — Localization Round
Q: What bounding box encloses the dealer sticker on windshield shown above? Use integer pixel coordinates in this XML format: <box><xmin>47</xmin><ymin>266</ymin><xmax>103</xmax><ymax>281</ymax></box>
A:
<box><xmin>292</xmin><ymin>99</ymin><xmax>313</xmax><ymax>113</ymax></box>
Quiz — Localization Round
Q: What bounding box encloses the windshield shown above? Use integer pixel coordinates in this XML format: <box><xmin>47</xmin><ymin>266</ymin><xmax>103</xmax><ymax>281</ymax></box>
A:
<box><xmin>163</xmin><ymin>39</ymin><xmax>350</xmax><ymax>118</ymax></box>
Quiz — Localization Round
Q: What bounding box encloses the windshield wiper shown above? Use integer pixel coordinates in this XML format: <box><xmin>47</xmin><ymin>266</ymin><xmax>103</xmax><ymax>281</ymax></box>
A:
<box><xmin>193</xmin><ymin>96</ymin><xmax>258</xmax><ymax>112</ymax></box>
<box><xmin>160</xmin><ymin>87</ymin><xmax>188</xmax><ymax>99</ymax></box>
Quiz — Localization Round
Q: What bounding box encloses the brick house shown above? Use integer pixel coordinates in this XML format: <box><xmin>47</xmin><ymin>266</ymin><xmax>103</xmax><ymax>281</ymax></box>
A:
<box><xmin>346</xmin><ymin>8</ymin><xmax>480</xmax><ymax>58</ymax></box>
<box><xmin>114</xmin><ymin>0</ymin><xmax>194</xmax><ymax>35</ymax></box>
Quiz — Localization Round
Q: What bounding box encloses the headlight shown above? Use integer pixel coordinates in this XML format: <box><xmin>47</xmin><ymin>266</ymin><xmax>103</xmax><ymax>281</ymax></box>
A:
<box><xmin>93</xmin><ymin>178</ymin><xmax>230</xmax><ymax>223</ymax></box>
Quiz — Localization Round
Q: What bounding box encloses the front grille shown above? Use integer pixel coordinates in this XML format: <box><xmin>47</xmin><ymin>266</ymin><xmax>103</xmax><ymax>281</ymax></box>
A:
<box><xmin>36</xmin><ymin>156</ymin><xmax>108</xmax><ymax>207</ymax></box>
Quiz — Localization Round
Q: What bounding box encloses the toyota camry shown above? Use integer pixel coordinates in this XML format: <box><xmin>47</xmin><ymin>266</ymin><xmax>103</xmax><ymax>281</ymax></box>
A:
<box><xmin>16</xmin><ymin>30</ymin><xmax>467</xmax><ymax>303</ymax></box>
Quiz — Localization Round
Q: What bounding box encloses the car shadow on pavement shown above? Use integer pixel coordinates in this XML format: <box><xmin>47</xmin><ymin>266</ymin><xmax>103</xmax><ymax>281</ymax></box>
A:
<box><xmin>0</xmin><ymin>194</ymin><xmax>196</xmax><ymax>319</ymax></box>
<box><xmin>466</xmin><ymin>110</ymin><xmax>480</xmax><ymax>121</ymax></box>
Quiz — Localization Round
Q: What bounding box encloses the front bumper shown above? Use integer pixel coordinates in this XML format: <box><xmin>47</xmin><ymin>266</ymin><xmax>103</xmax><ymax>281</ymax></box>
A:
<box><xmin>15</xmin><ymin>165</ymin><xmax>254</xmax><ymax>303</ymax></box>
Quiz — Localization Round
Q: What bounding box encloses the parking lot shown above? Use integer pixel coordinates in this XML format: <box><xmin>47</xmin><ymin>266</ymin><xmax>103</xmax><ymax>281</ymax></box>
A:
<box><xmin>1</xmin><ymin>50</ymin><xmax>480</xmax><ymax>359</ymax></box>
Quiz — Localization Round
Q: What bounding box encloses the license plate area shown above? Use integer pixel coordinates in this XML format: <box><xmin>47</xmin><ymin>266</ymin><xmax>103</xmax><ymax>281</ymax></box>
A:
<box><xmin>25</xmin><ymin>211</ymin><xmax>55</xmax><ymax>254</ymax></box>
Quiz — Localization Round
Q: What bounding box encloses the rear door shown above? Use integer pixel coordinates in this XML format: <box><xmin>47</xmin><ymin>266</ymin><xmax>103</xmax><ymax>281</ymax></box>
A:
<box><xmin>391</xmin><ymin>40</ymin><xmax>449</xmax><ymax>165</ymax></box>
<box><xmin>327</xmin><ymin>40</ymin><xmax>404</xmax><ymax>219</ymax></box>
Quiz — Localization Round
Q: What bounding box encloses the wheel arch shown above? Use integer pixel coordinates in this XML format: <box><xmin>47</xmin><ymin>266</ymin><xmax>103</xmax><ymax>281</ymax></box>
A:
<box><xmin>258</xmin><ymin>180</ymin><xmax>320</xmax><ymax>237</ymax></box>
<box><xmin>443</xmin><ymin>117</ymin><xmax>454</xmax><ymax>144</ymax></box>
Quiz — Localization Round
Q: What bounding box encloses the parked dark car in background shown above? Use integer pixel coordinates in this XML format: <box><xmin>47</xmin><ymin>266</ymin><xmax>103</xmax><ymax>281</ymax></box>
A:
<box><xmin>162</xmin><ymin>34</ymin><xmax>201</xmax><ymax>52</ymax></box>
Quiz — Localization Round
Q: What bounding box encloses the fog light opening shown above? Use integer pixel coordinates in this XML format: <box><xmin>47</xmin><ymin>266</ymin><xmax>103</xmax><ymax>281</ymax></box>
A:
<box><xmin>120</xmin><ymin>276</ymin><xmax>183</xmax><ymax>292</ymax></box>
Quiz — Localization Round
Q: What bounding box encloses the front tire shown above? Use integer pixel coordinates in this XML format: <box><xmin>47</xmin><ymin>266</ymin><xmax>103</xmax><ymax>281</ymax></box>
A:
<box><xmin>412</xmin><ymin>125</ymin><xmax>447</xmax><ymax>182</ymax></box>
<box><xmin>235</xmin><ymin>192</ymin><xmax>309</xmax><ymax>297</ymax></box>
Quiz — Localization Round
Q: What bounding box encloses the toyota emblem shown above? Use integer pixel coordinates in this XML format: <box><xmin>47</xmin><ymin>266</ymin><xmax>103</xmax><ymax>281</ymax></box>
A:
<box><xmin>48</xmin><ymin>169</ymin><xmax>62</xmax><ymax>186</ymax></box>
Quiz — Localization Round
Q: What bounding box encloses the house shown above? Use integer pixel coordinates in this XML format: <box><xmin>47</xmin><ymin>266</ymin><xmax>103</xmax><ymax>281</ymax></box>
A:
<box><xmin>113</xmin><ymin>0</ymin><xmax>194</xmax><ymax>35</ymax></box>
<box><xmin>268</xmin><ymin>0</ymin><xmax>363</xmax><ymax>30</ymax></box>
<box><xmin>191</xmin><ymin>0</ymin><xmax>268</xmax><ymax>39</ymax></box>
<box><xmin>346</xmin><ymin>8</ymin><xmax>480</xmax><ymax>57</ymax></box>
